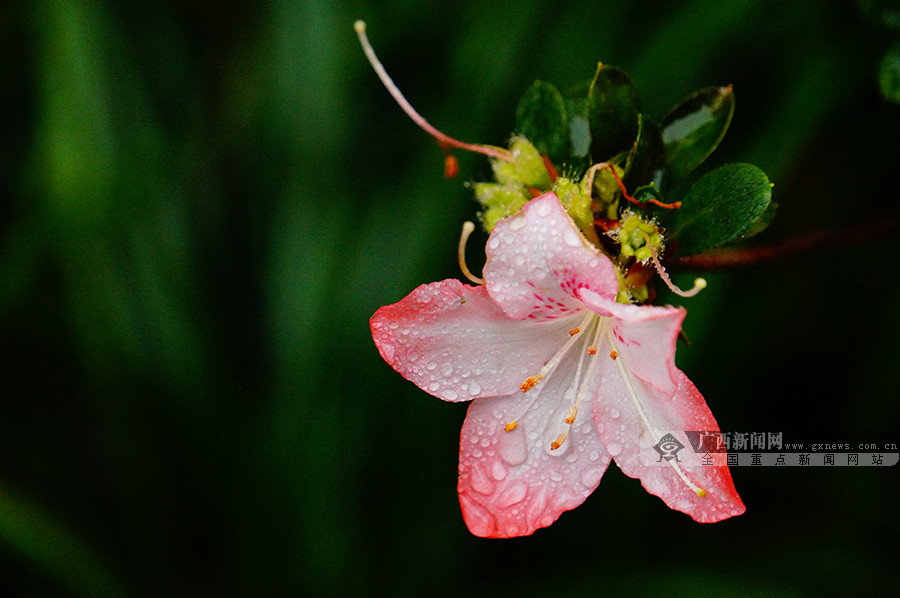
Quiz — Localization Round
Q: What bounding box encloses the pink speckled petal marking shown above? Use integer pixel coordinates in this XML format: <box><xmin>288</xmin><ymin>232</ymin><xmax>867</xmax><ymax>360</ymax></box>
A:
<box><xmin>371</xmin><ymin>279</ymin><xmax>579</xmax><ymax>401</ymax></box>
<box><xmin>458</xmin><ymin>391</ymin><xmax>610</xmax><ymax>538</ymax></box>
<box><xmin>483</xmin><ymin>193</ymin><xmax>618</xmax><ymax>322</ymax></box>
<box><xmin>592</xmin><ymin>364</ymin><xmax>745</xmax><ymax>523</ymax></box>
<box><xmin>578</xmin><ymin>288</ymin><xmax>684</xmax><ymax>396</ymax></box>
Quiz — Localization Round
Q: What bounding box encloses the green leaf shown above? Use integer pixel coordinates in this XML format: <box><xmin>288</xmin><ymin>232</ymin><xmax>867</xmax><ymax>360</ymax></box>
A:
<box><xmin>633</xmin><ymin>182</ymin><xmax>666</xmax><ymax>205</ymax></box>
<box><xmin>665</xmin><ymin>163</ymin><xmax>773</xmax><ymax>256</ymax></box>
<box><xmin>563</xmin><ymin>80</ymin><xmax>592</xmax><ymax>160</ymax></box>
<box><xmin>661</xmin><ymin>86</ymin><xmax>735</xmax><ymax>183</ymax></box>
<box><xmin>515</xmin><ymin>80</ymin><xmax>568</xmax><ymax>162</ymax></box>
<box><xmin>879</xmin><ymin>41</ymin><xmax>900</xmax><ymax>103</ymax></box>
<box><xmin>587</xmin><ymin>63</ymin><xmax>641</xmax><ymax>163</ymax></box>
<box><xmin>623</xmin><ymin>114</ymin><xmax>666</xmax><ymax>191</ymax></box>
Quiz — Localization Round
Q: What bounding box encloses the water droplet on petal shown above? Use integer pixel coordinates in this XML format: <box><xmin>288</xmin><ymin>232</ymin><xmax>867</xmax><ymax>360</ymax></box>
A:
<box><xmin>609</xmin><ymin>408</ymin><xmax>620</xmax><ymax>419</ymax></box>
<box><xmin>496</xmin><ymin>480</ymin><xmax>528</xmax><ymax>508</ymax></box>
<box><xmin>469</xmin><ymin>464</ymin><xmax>495</xmax><ymax>496</ymax></box>
<box><xmin>564</xmin><ymin>228</ymin><xmax>581</xmax><ymax>247</ymax></box>
<box><xmin>608</xmin><ymin>442</ymin><xmax>623</xmax><ymax>457</ymax></box>
<box><xmin>469</xmin><ymin>381</ymin><xmax>481</xmax><ymax>395</ymax></box>
<box><xmin>491</xmin><ymin>461</ymin><xmax>508</xmax><ymax>481</ymax></box>
<box><xmin>580</xmin><ymin>467</ymin><xmax>605</xmax><ymax>489</ymax></box>
<box><xmin>498</xmin><ymin>428</ymin><xmax>528</xmax><ymax>466</ymax></box>
<box><xmin>443</xmin><ymin>389</ymin><xmax>458</xmax><ymax>401</ymax></box>
<box><xmin>459</xmin><ymin>494</ymin><xmax>496</xmax><ymax>537</ymax></box>
<box><xmin>526</xmin><ymin>487</ymin><xmax>548</xmax><ymax>529</ymax></box>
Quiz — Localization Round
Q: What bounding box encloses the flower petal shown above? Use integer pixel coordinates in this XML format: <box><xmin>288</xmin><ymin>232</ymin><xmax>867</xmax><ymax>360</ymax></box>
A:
<box><xmin>483</xmin><ymin>193</ymin><xmax>618</xmax><ymax>321</ymax></box>
<box><xmin>578</xmin><ymin>288</ymin><xmax>684</xmax><ymax>395</ymax></box>
<box><xmin>458</xmin><ymin>391</ymin><xmax>611</xmax><ymax>538</ymax></box>
<box><xmin>592</xmin><ymin>360</ymin><xmax>745</xmax><ymax>523</ymax></box>
<box><xmin>371</xmin><ymin>279</ymin><xmax>579</xmax><ymax>401</ymax></box>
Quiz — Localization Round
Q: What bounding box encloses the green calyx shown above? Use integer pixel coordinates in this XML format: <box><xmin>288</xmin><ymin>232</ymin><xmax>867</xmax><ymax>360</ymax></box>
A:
<box><xmin>473</xmin><ymin>182</ymin><xmax>530</xmax><ymax>232</ymax></box>
<box><xmin>553</xmin><ymin>176</ymin><xmax>598</xmax><ymax>244</ymax></box>
<box><xmin>475</xmin><ymin>136</ymin><xmax>552</xmax><ymax>231</ymax></box>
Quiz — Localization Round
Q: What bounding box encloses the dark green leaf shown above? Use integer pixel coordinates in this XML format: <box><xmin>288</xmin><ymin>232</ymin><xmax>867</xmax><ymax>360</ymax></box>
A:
<box><xmin>563</xmin><ymin>80</ymin><xmax>592</xmax><ymax>160</ymax></box>
<box><xmin>879</xmin><ymin>41</ymin><xmax>900</xmax><ymax>103</ymax></box>
<box><xmin>741</xmin><ymin>200</ymin><xmax>778</xmax><ymax>238</ymax></box>
<box><xmin>587</xmin><ymin>63</ymin><xmax>641</xmax><ymax>163</ymax></box>
<box><xmin>665</xmin><ymin>163</ymin><xmax>773</xmax><ymax>256</ymax></box>
<box><xmin>623</xmin><ymin>114</ymin><xmax>666</xmax><ymax>191</ymax></box>
<box><xmin>515</xmin><ymin>80</ymin><xmax>568</xmax><ymax>162</ymax></box>
<box><xmin>661</xmin><ymin>86</ymin><xmax>735</xmax><ymax>183</ymax></box>
<box><xmin>633</xmin><ymin>182</ymin><xmax>666</xmax><ymax>204</ymax></box>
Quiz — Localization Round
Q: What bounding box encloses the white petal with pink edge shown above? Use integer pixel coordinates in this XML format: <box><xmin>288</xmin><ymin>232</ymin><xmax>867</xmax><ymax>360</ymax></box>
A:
<box><xmin>458</xmin><ymin>387</ymin><xmax>610</xmax><ymax>538</ymax></box>
<box><xmin>578</xmin><ymin>287</ymin><xmax>684</xmax><ymax>395</ymax></box>
<box><xmin>591</xmin><ymin>350</ymin><xmax>745</xmax><ymax>522</ymax></box>
<box><xmin>371</xmin><ymin>279</ymin><xmax>579</xmax><ymax>402</ymax></box>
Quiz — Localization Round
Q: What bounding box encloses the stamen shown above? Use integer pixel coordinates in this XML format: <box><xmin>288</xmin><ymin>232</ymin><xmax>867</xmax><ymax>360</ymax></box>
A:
<box><xmin>550</xmin><ymin>432</ymin><xmax>568</xmax><ymax>451</ymax></box>
<box><xmin>606</xmin><ymin>328</ymin><xmax>707</xmax><ymax>498</ymax></box>
<box><xmin>609</xmin><ymin>350</ymin><xmax>619</xmax><ymax>360</ymax></box>
<box><xmin>444</xmin><ymin>155</ymin><xmax>459</xmax><ymax>178</ymax></box>
<box><xmin>458</xmin><ymin>221</ymin><xmax>485</xmax><ymax>285</ymax></box>
<box><xmin>568</xmin><ymin>320</ymin><xmax>606</xmax><ymax>425</ymax></box>
<box><xmin>354</xmin><ymin>21</ymin><xmax>513</xmax><ymax>165</ymax></box>
<box><xmin>520</xmin><ymin>375</ymin><xmax>542</xmax><ymax>393</ymax></box>
<box><xmin>543</xmin><ymin>318</ymin><xmax>605</xmax><ymax>454</ymax></box>
<box><xmin>517</xmin><ymin>315</ymin><xmax>590</xmax><ymax>393</ymax></box>
<box><xmin>506</xmin><ymin>314</ymin><xmax>593</xmax><ymax>430</ymax></box>
<box><xmin>641</xmin><ymin>232</ymin><xmax>707</xmax><ymax>298</ymax></box>
<box><xmin>582</xmin><ymin>162</ymin><xmax>681</xmax><ymax>210</ymax></box>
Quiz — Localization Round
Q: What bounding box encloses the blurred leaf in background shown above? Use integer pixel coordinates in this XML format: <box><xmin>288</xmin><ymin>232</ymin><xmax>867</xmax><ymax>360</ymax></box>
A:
<box><xmin>1</xmin><ymin>0</ymin><xmax>898</xmax><ymax>596</ymax></box>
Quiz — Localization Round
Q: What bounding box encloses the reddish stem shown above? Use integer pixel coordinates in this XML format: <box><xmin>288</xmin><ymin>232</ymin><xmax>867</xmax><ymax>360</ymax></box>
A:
<box><xmin>667</xmin><ymin>219</ymin><xmax>900</xmax><ymax>270</ymax></box>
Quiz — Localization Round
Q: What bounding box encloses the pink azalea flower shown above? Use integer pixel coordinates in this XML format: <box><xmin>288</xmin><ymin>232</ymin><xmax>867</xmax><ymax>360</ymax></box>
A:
<box><xmin>371</xmin><ymin>192</ymin><xmax>745</xmax><ymax>538</ymax></box>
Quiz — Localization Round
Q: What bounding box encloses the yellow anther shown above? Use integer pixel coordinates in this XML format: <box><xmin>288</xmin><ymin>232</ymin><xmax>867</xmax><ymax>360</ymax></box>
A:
<box><xmin>568</xmin><ymin>327</ymin><xmax>581</xmax><ymax>336</ymax></box>
<box><xmin>587</xmin><ymin>346</ymin><xmax>597</xmax><ymax>355</ymax></box>
<box><xmin>504</xmin><ymin>421</ymin><xmax>518</xmax><ymax>432</ymax></box>
<box><xmin>550</xmin><ymin>432</ymin><xmax>568</xmax><ymax>451</ymax></box>
<box><xmin>520</xmin><ymin>375</ymin><xmax>542</xmax><ymax>393</ymax></box>
<box><xmin>696</xmin><ymin>488</ymin><xmax>707</xmax><ymax>498</ymax></box>
<box><xmin>564</xmin><ymin>405</ymin><xmax>578</xmax><ymax>425</ymax></box>
<box><xmin>609</xmin><ymin>350</ymin><xmax>618</xmax><ymax>360</ymax></box>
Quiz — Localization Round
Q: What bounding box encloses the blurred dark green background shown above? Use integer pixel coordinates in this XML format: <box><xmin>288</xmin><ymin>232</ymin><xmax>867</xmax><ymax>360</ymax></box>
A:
<box><xmin>2</xmin><ymin>0</ymin><xmax>899</xmax><ymax>596</ymax></box>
